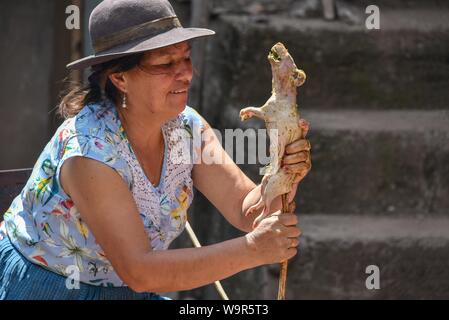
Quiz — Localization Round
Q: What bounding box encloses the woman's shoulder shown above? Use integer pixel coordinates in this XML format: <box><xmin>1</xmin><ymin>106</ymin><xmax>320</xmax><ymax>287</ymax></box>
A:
<box><xmin>50</xmin><ymin>101</ymin><xmax>125</xmax><ymax>164</ymax></box>
<box><xmin>49</xmin><ymin>100</ymin><xmax>131</xmax><ymax>185</ymax></box>
<box><xmin>179</xmin><ymin>105</ymin><xmax>206</xmax><ymax>133</ymax></box>
<box><xmin>181</xmin><ymin>105</ymin><xmax>202</xmax><ymax>120</ymax></box>
<box><xmin>58</xmin><ymin>100</ymin><xmax>121</xmax><ymax>142</ymax></box>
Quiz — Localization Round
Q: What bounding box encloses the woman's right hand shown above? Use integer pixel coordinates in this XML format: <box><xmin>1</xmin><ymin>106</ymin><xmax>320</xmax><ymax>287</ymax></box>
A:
<box><xmin>244</xmin><ymin>210</ymin><xmax>301</xmax><ymax>265</ymax></box>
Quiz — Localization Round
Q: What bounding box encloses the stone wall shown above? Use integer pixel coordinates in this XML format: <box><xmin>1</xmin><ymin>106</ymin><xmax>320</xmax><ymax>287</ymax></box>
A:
<box><xmin>0</xmin><ymin>1</ymin><xmax>55</xmax><ymax>169</ymax></box>
<box><xmin>171</xmin><ymin>0</ymin><xmax>449</xmax><ymax>299</ymax></box>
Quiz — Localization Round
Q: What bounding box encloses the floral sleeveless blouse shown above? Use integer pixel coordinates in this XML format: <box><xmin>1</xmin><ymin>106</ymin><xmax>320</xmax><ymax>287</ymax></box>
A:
<box><xmin>0</xmin><ymin>99</ymin><xmax>203</xmax><ymax>287</ymax></box>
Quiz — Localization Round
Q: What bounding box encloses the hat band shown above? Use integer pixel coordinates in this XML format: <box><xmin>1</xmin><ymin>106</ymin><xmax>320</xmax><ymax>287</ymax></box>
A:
<box><xmin>93</xmin><ymin>16</ymin><xmax>182</xmax><ymax>53</ymax></box>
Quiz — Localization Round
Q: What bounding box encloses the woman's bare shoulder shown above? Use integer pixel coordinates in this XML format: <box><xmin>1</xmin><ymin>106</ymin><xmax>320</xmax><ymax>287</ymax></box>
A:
<box><xmin>59</xmin><ymin>155</ymin><xmax>128</xmax><ymax>199</ymax></box>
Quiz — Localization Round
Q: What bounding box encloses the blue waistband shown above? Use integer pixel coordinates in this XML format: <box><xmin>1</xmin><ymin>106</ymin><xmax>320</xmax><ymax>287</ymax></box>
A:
<box><xmin>0</xmin><ymin>236</ymin><xmax>170</xmax><ymax>300</ymax></box>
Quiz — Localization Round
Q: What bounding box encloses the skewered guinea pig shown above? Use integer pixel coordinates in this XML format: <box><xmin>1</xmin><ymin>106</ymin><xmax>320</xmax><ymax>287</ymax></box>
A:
<box><xmin>239</xmin><ymin>42</ymin><xmax>307</xmax><ymax>228</ymax></box>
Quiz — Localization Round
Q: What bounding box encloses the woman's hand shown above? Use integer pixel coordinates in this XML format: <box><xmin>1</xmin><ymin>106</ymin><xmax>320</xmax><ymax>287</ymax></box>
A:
<box><xmin>282</xmin><ymin>119</ymin><xmax>312</xmax><ymax>203</ymax></box>
<box><xmin>245</xmin><ymin>210</ymin><xmax>301</xmax><ymax>265</ymax></box>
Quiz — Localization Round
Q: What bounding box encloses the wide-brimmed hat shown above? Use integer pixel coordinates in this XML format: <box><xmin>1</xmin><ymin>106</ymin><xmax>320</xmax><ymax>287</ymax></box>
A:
<box><xmin>67</xmin><ymin>0</ymin><xmax>215</xmax><ymax>70</ymax></box>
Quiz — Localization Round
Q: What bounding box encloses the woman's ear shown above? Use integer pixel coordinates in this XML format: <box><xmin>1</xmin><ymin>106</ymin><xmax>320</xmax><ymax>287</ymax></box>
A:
<box><xmin>108</xmin><ymin>72</ymin><xmax>127</xmax><ymax>93</ymax></box>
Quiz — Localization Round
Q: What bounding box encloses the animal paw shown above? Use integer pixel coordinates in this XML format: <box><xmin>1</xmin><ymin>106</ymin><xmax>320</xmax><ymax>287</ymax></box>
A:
<box><xmin>252</xmin><ymin>212</ymin><xmax>266</xmax><ymax>229</ymax></box>
<box><xmin>245</xmin><ymin>196</ymin><xmax>265</xmax><ymax>217</ymax></box>
<box><xmin>240</xmin><ymin>109</ymin><xmax>253</xmax><ymax>121</ymax></box>
<box><xmin>251</xmin><ymin>207</ymin><xmax>270</xmax><ymax>229</ymax></box>
<box><xmin>244</xmin><ymin>207</ymin><xmax>256</xmax><ymax>217</ymax></box>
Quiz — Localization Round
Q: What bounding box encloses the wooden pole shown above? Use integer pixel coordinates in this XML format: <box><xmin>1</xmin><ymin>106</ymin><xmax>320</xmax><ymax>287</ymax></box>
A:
<box><xmin>277</xmin><ymin>194</ymin><xmax>295</xmax><ymax>300</ymax></box>
<box><xmin>185</xmin><ymin>221</ymin><xmax>230</xmax><ymax>300</ymax></box>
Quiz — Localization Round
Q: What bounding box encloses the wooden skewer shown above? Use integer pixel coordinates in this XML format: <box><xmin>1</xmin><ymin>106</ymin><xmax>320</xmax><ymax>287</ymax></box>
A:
<box><xmin>278</xmin><ymin>124</ymin><xmax>306</xmax><ymax>299</ymax></box>
<box><xmin>185</xmin><ymin>221</ymin><xmax>230</xmax><ymax>300</ymax></box>
<box><xmin>277</xmin><ymin>193</ymin><xmax>296</xmax><ymax>300</ymax></box>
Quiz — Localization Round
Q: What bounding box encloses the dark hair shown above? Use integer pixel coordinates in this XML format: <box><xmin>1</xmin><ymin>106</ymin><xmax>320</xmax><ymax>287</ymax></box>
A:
<box><xmin>58</xmin><ymin>53</ymin><xmax>144</xmax><ymax>119</ymax></box>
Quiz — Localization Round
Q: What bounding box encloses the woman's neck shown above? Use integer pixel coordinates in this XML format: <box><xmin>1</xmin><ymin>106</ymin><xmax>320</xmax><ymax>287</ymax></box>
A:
<box><xmin>116</xmin><ymin>105</ymin><xmax>164</xmax><ymax>152</ymax></box>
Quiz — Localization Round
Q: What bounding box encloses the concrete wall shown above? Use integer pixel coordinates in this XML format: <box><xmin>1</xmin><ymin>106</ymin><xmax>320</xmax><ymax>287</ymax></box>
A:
<box><xmin>171</xmin><ymin>0</ymin><xmax>449</xmax><ymax>299</ymax></box>
<box><xmin>0</xmin><ymin>1</ymin><xmax>55</xmax><ymax>169</ymax></box>
<box><xmin>0</xmin><ymin>0</ymin><xmax>75</xmax><ymax>169</ymax></box>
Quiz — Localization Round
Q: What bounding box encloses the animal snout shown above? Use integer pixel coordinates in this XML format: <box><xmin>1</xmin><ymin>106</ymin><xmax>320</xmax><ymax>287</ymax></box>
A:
<box><xmin>269</xmin><ymin>43</ymin><xmax>287</xmax><ymax>62</ymax></box>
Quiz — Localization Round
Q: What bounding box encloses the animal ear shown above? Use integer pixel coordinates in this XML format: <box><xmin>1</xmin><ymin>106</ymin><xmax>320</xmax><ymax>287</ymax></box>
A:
<box><xmin>293</xmin><ymin>69</ymin><xmax>306</xmax><ymax>87</ymax></box>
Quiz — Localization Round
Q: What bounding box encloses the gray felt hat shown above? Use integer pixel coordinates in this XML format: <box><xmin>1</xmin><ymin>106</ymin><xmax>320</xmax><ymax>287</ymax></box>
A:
<box><xmin>67</xmin><ymin>0</ymin><xmax>215</xmax><ymax>70</ymax></box>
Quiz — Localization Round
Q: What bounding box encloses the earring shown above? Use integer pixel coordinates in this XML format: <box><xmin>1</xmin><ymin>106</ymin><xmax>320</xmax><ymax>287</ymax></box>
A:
<box><xmin>122</xmin><ymin>93</ymin><xmax>127</xmax><ymax>109</ymax></box>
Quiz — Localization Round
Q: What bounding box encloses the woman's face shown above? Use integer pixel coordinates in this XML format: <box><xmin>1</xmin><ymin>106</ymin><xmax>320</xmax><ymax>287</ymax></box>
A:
<box><xmin>122</xmin><ymin>41</ymin><xmax>193</xmax><ymax>120</ymax></box>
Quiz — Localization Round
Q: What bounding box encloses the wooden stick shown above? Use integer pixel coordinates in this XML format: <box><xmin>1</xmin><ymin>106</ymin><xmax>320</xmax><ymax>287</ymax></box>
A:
<box><xmin>277</xmin><ymin>193</ymin><xmax>295</xmax><ymax>300</ymax></box>
<box><xmin>185</xmin><ymin>221</ymin><xmax>230</xmax><ymax>300</ymax></box>
<box><xmin>277</xmin><ymin>122</ymin><xmax>305</xmax><ymax>299</ymax></box>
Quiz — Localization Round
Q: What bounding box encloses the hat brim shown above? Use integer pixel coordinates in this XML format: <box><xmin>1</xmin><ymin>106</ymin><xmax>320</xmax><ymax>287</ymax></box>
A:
<box><xmin>66</xmin><ymin>27</ymin><xmax>215</xmax><ymax>70</ymax></box>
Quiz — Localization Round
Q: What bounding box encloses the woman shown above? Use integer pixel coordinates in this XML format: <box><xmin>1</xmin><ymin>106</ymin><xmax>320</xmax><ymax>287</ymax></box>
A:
<box><xmin>0</xmin><ymin>0</ymin><xmax>311</xmax><ymax>300</ymax></box>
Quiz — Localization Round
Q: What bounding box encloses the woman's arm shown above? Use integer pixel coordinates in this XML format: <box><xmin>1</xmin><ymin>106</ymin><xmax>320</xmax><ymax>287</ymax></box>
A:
<box><xmin>60</xmin><ymin>156</ymin><xmax>297</xmax><ymax>293</ymax></box>
<box><xmin>192</xmin><ymin>116</ymin><xmax>308</xmax><ymax>233</ymax></box>
<box><xmin>192</xmin><ymin>116</ymin><xmax>270</xmax><ymax>233</ymax></box>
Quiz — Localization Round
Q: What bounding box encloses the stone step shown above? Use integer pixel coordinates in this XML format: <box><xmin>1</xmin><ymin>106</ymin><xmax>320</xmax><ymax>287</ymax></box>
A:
<box><xmin>171</xmin><ymin>214</ymin><xmax>449</xmax><ymax>299</ymax></box>
<box><xmin>298</xmin><ymin>109</ymin><xmax>449</xmax><ymax>215</ymax></box>
<box><xmin>264</xmin><ymin>214</ymin><xmax>449</xmax><ymax>299</ymax></box>
<box><xmin>224</xmin><ymin>109</ymin><xmax>449</xmax><ymax>216</ymax></box>
<box><xmin>199</xmin><ymin>9</ymin><xmax>449</xmax><ymax>119</ymax></box>
<box><xmin>210</xmin><ymin>0</ymin><xmax>449</xmax><ymax>16</ymax></box>
<box><xmin>344</xmin><ymin>0</ymin><xmax>449</xmax><ymax>10</ymax></box>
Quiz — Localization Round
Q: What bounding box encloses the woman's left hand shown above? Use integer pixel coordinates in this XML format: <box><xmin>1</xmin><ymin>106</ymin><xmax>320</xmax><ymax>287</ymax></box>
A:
<box><xmin>281</xmin><ymin>119</ymin><xmax>312</xmax><ymax>203</ymax></box>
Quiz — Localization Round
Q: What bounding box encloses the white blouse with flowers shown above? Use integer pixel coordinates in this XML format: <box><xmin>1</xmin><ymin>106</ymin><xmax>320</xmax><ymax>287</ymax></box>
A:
<box><xmin>0</xmin><ymin>99</ymin><xmax>204</xmax><ymax>287</ymax></box>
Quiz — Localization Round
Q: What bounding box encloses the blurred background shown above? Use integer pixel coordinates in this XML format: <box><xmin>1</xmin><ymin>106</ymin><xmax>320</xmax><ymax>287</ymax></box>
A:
<box><xmin>0</xmin><ymin>0</ymin><xmax>448</xmax><ymax>299</ymax></box>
